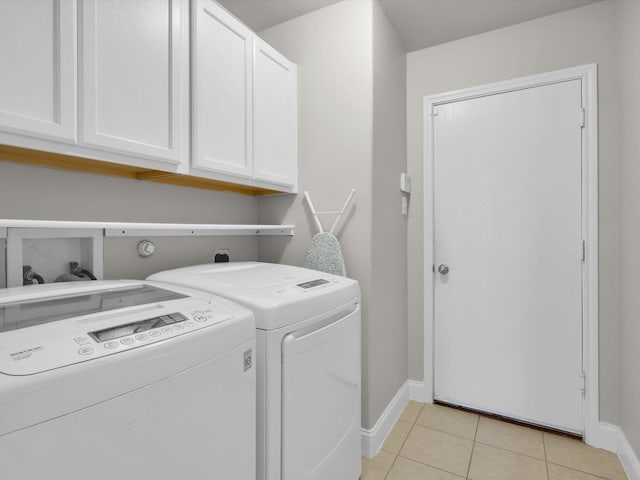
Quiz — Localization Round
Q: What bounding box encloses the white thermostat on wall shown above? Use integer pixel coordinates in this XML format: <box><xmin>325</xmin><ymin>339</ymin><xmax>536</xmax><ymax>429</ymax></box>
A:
<box><xmin>400</xmin><ymin>173</ymin><xmax>411</xmax><ymax>194</ymax></box>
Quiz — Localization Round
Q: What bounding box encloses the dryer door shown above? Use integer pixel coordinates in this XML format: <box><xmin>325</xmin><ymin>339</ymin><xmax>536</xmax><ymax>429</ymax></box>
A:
<box><xmin>281</xmin><ymin>304</ymin><xmax>361</xmax><ymax>480</ymax></box>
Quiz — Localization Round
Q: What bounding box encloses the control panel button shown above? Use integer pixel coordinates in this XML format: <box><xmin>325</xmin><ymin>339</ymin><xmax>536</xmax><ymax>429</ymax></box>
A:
<box><xmin>185</xmin><ymin>321</ymin><xmax>195</xmax><ymax>327</ymax></box>
<box><xmin>134</xmin><ymin>333</ymin><xmax>148</xmax><ymax>341</ymax></box>
<box><xmin>104</xmin><ymin>341</ymin><xmax>119</xmax><ymax>349</ymax></box>
<box><xmin>149</xmin><ymin>330</ymin><xmax>162</xmax><ymax>338</ymax></box>
<box><xmin>161</xmin><ymin>327</ymin><xmax>173</xmax><ymax>334</ymax></box>
<box><xmin>78</xmin><ymin>347</ymin><xmax>94</xmax><ymax>355</ymax></box>
<box><xmin>120</xmin><ymin>337</ymin><xmax>134</xmax><ymax>346</ymax></box>
<box><xmin>194</xmin><ymin>316</ymin><xmax>207</xmax><ymax>322</ymax></box>
<box><xmin>173</xmin><ymin>323</ymin><xmax>184</xmax><ymax>331</ymax></box>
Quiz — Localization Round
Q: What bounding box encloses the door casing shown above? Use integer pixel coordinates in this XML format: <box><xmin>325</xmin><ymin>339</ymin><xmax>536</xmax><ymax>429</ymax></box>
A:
<box><xmin>421</xmin><ymin>64</ymin><xmax>608</xmax><ymax>449</ymax></box>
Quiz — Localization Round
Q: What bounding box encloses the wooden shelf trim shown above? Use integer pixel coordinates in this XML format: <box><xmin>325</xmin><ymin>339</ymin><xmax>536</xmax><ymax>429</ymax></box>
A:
<box><xmin>0</xmin><ymin>145</ymin><xmax>282</xmax><ymax>196</ymax></box>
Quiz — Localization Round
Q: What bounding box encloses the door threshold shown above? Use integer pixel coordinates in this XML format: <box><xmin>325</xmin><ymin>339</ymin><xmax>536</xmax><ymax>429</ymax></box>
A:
<box><xmin>434</xmin><ymin>400</ymin><xmax>583</xmax><ymax>441</ymax></box>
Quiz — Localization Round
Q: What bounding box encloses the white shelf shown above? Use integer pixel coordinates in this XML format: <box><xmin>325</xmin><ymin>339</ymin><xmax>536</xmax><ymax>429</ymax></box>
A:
<box><xmin>0</xmin><ymin>219</ymin><xmax>294</xmax><ymax>238</ymax></box>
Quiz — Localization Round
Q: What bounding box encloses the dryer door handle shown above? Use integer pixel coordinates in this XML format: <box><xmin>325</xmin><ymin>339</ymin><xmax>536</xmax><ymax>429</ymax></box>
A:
<box><xmin>284</xmin><ymin>303</ymin><xmax>360</xmax><ymax>342</ymax></box>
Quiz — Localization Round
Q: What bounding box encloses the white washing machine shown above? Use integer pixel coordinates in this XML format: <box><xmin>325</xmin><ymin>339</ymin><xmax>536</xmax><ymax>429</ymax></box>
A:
<box><xmin>0</xmin><ymin>280</ymin><xmax>256</xmax><ymax>480</ymax></box>
<box><xmin>148</xmin><ymin>262</ymin><xmax>362</xmax><ymax>480</ymax></box>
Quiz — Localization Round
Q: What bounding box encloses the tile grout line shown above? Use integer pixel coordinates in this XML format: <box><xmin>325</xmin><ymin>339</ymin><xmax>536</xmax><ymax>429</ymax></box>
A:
<box><xmin>396</xmin><ymin>452</ymin><xmax>468</xmax><ymax>479</ymax></box>
<box><xmin>466</xmin><ymin>415</ymin><xmax>480</xmax><ymax>479</ymax></box>
<box><xmin>543</xmin><ymin>431</ymin><xmax>550</xmax><ymax>480</ymax></box>
<box><xmin>546</xmin><ymin>460</ymin><xmax>617</xmax><ymax>480</ymax></box>
<box><xmin>410</xmin><ymin>421</ymin><xmax>548</xmax><ymax>462</ymax></box>
<box><xmin>472</xmin><ymin>438</ymin><xmax>547</xmax><ymax>461</ymax></box>
<box><xmin>382</xmin><ymin>402</ymin><xmax>425</xmax><ymax>480</ymax></box>
<box><xmin>412</xmin><ymin>422</ymin><xmax>477</xmax><ymax>442</ymax></box>
<box><xmin>380</xmin><ymin>402</ymin><xmax>423</xmax><ymax>456</ymax></box>
<box><xmin>381</xmin><ymin>452</ymin><xmax>399</xmax><ymax>480</ymax></box>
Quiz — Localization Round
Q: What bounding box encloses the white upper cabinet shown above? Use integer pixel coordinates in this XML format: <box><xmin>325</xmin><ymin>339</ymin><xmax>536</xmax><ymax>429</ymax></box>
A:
<box><xmin>0</xmin><ymin>0</ymin><xmax>297</xmax><ymax>193</ymax></box>
<box><xmin>79</xmin><ymin>0</ymin><xmax>189</xmax><ymax>164</ymax></box>
<box><xmin>0</xmin><ymin>0</ymin><xmax>76</xmax><ymax>142</ymax></box>
<box><xmin>192</xmin><ymin>0</ymin><xmax>253</xmax><ymax>177</ymax></box>
<box><xmin>253</xmin><ymin>38</ymin><xmax>297</xmax><ymax>188</ymax></box>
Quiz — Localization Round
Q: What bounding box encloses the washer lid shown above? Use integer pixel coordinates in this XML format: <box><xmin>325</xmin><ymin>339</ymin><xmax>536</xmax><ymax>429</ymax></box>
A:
<box><xmin>148</xmin><ymin>262</ymin><xmax>361</xmax><ymax>330</ymax></box>
<box><xmin>0</xmin><ymin>283</ymin><xmax>186</xmax><ymax>334</ymax></box>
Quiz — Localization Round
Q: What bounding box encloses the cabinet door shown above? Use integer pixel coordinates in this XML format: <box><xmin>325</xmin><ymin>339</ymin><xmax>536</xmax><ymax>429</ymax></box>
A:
<box><xmin>192</xmin><ymin>0</ymin><xmax>253</xmax><ymax>177</ymax></box>
<box><xmin>253</xmin><ymin>38</ymin><xmax>297</xmax><ymax>188</ymax></box>
<box><xmin>79</xmin><ymin>0</ymin><xmax>188</xmax><ymax>165</ymax></box>
<box><xmin>0</xmin><ymin>0</ymin><xmax>76</xmax><ymax>142</ymax></box>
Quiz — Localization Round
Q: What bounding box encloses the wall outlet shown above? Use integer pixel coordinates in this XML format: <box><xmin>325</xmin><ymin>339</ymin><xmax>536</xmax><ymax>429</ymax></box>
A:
<box><xmin>214</xmin><ymin>248</ymin><xmax>230</xmax><ymax>263</ymax></box>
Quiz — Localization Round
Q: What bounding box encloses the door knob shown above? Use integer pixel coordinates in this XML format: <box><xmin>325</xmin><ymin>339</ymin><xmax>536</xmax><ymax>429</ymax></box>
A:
<box><xmin>438</xmin><ymin>264</ymin><xmax>449</xmax><ymax>275</ymax></box>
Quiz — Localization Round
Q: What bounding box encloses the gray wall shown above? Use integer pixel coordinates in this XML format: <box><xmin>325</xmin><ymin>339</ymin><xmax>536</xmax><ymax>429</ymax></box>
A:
<box><xmin>618</xmin><ymin>0</ymin><xmax>640</xmax><ymax>458</ymax></box>
<box><xmin>0</xmin><ymin>160</ymin><xmax>260</xmax><ymax>287</ymax></box>
<box><xmin>370</xmin><ymin>0</ymin><xmax>408</xmax><ymax>429</ymax></box>
<box><xmin>258</xmin><ymin>0</ymin><xmax>408</xmax><ymax>429</ymax></box>
<box><xmin>406</xmin><ymin>0</ymin><xmax>621</xmax><ymax>424</ymax></box>
<box><xmin>257</xmin><ymin>0</ymin><xmax>375</xmax><ymax>428</ymax></box>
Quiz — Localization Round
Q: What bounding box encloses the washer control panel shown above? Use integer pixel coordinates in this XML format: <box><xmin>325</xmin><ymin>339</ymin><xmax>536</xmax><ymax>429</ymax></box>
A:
<box><xmin>0</xmin><ymin>306</ymin><xmax>231</xmax><ymax>376</ymax></box>
<box><xmin>89</xmin><ymin>312</ymin><xmax>191</xmax><ymax>343</ymax></box>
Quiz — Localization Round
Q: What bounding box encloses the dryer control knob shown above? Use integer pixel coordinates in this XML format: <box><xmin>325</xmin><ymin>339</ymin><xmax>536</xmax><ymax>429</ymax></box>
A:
<box><xmin>137</xmin><ymin>240</ymin><xmax>156</xmax><ymax>257</ymax></box>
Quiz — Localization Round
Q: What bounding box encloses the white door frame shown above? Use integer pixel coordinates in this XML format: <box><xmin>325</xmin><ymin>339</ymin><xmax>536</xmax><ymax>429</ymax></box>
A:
<box><xmin>422</xmin><ymin>64</ymin><xmax>611</xmax><ymax>449</ymax></box>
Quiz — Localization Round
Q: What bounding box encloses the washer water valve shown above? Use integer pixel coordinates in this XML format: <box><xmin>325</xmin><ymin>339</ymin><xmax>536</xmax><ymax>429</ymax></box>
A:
<box><xmin>137</xmin><ymin>240</ymin><xmax>156</xmax><ymax>257</ymax></box>
<box><xmin>23</xmin><ymin>265</ymin><xmax>45</xmax><ymax>285</ymax></box>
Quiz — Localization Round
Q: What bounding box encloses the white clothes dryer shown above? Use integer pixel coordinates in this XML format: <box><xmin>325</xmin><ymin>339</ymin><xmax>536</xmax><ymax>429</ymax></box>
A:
<box><xmin>148</xmin><ymin>262</ymin><xmax>362</xmax><ymax>480</ymax></box>
<box><xmin>0</xmin><ymin>280</ymin><xmax>256</xmax><ymax>480</ymax></box>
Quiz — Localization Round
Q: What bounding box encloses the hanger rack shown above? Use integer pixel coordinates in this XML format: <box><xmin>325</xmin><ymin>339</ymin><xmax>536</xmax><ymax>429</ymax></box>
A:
<box><xmin>303</xmin><ymin>189</ymin><xmax>357</xmax><ymax>234</ymax></box>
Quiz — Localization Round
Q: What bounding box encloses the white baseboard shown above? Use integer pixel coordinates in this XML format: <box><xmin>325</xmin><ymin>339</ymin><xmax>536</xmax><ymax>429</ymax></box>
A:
<box><xmin>361</xmin><ymin>381</ymin><xmax>410</xmax><ymax>459</ymax></box>
<box><xmin>618</xmin><ymin>428</ymin><xmax>640</xmax><ymax>480</ymax></box>
<box><xmin>408</xmin><ymin>380</ymin><xmax>430</xmax><ymax>403</ymax></box>
<box><xmin>586</xmin><ymin>421</ymin><xmax>619</xmax><ymax>452</ymax></box>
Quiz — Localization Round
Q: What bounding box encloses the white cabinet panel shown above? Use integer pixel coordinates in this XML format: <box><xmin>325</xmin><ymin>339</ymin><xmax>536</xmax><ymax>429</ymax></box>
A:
<box><xmin>253</xmin><ymin>38</ymin><xmax>297</xmax><ymax>188</ymax></box>
<box><xmin>192</xmin><ymin>0</ymin><xmax>253</xmax><ymax>177</ymax></box>
<box><xmin>0</xmin><ymin>0</ymin><xmax>75</xmax><ymax>142</ymax></box>
<box><xmin>80</xmin><ymin>0</ymin><xmax>188</xmax><ymax>164</ymax></box>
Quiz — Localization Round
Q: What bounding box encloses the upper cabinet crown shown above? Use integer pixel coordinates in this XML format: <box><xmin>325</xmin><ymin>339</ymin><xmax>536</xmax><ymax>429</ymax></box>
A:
<box><xmin>0</xmin><ymin>0</ymin><xmax>298</xmax><ymax>194</ymax></box>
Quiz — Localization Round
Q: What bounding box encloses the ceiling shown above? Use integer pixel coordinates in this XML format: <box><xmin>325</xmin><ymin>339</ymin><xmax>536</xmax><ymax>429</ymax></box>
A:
<box><xmin>217</xmin><ymin>0</ymin><xmax>601</xmax><ymax>52</ymax></box>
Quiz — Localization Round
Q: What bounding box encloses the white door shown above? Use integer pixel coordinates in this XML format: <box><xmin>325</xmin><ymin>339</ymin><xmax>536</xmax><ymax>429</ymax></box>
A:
<box><xmin>253</xmin><ymin>37</ymin><xmax>297</xmax><ymax>189</ymax></box>
<box><xmin>192</xmin><ymin>0</ymin><xmax>253</xmax><ymax>178</ymax></box>
<box><xmin>79</xmin><ymin>0</ymin><xmax>188</xmax><ymax>165</ymax></box>
<box><xmin>433</xmin><ymin>80</ymin><xmax>584</xmax><ymax>433</ymax></box>
<box><xmin>0</xmin><ymin>0</ymin><xmax>76</xmax><ymax>142</ymax></box>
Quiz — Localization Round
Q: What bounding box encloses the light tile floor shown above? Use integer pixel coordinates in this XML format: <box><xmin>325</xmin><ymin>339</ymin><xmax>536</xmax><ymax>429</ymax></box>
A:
<box><xmin>362</xmin><ymin>402</ymin><xmax>628</xmax><ymax>480</ymax></box>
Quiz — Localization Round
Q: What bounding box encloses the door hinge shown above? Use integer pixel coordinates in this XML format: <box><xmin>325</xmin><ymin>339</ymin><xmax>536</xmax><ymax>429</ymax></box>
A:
<box><xmin>580</xmin><ymin>372</ymin><xmax>586</xmax><ymax>394</ymax></box>
<box><xmin>581</xmin><ymin>240</ymin><xmax>586</xmax><ymax>262</ymax></box>
<box><xmin>579</xmin><ymin>108</ymin><xmax>585</xmax><ymax>128</ymax></box>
